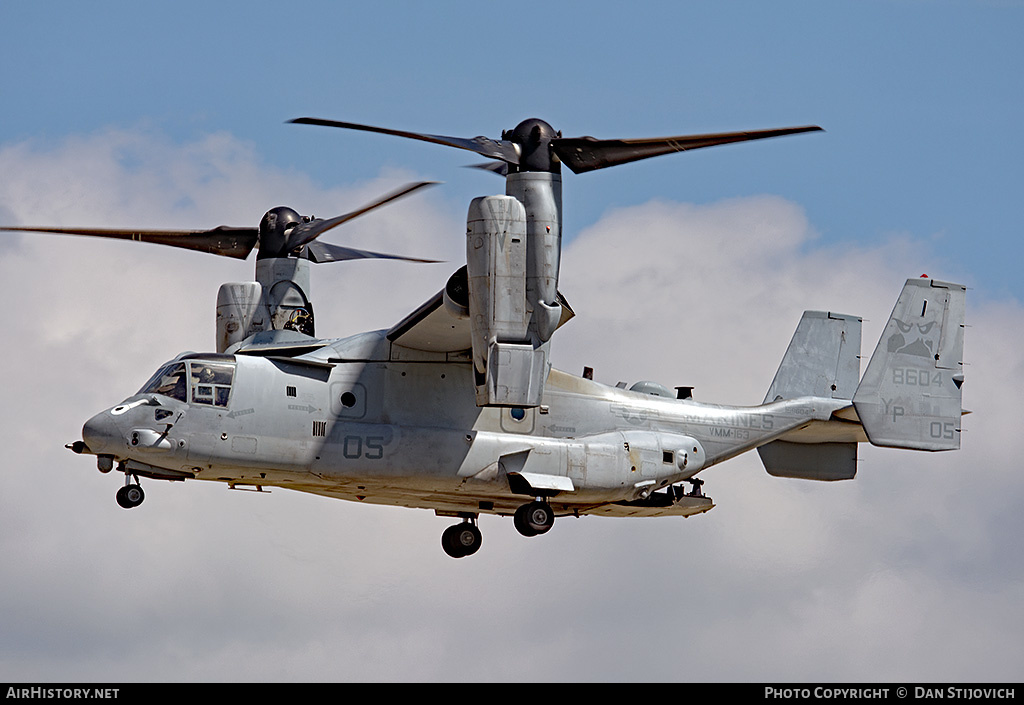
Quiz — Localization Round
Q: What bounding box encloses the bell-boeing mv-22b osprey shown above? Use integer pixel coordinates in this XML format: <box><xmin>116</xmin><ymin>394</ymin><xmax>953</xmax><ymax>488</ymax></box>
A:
<box><xmin>5</xmin><ymin>117</ymin><xmax>967</xmax><ymax>558</ymax></box>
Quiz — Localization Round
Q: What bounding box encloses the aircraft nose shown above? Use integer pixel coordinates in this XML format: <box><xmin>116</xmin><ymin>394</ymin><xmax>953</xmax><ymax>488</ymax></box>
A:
<box><xmin>82</xmin><ymin>410</ymin><xmax>122</xmax><ymax>456</ymax></box>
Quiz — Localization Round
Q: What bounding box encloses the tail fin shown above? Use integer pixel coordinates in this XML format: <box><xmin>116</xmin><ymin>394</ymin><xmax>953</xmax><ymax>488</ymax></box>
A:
<box><xmin>852</xmin><ymin>277</ymin><xmax>966</xmax><ymax>451</ymax></box>
<box><xmin>764</xmin><ymin>310</ymin><xmax>862</xmax><ymax>403</ymax></box>
<box><xmin>759</xmin><ymin>310</ymin><xmax>862</xmax><ymax>481</ymax></box>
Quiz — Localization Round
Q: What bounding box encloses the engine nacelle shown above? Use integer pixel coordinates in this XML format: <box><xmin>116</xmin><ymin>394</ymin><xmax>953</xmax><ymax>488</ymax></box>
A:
<box><xmin>441</xmin><ymin>266</ymin><xmax>470</xmax><ymax>319</ymax></box>
<box><xmin>506</xmin><ymin>171</ymin><xmax>562</xmax><ymax>343</ymax></box>
<box><xmin>466</xmin><ymin>195</ymin><xmax>547</xmax><ymax>407</ymax></box>
<box><xmin>215</xmin><ymin>256</ymin><xmax>315</xmax><ymax>353</ymax></box>
<box><xmin>216</xmin><ymin>282</ymin><xmax>266</xmax><ymax>353</ymax></box>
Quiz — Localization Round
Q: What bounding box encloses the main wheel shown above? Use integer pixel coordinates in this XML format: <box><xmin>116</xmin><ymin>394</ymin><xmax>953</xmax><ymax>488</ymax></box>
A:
<box><xmin>441</xmin><ymin>522</ymin><xmax>482</xmax><ymax>558</ymax></box>
<box><xmin>526</xmin><ymin>501</ymin><xmax>554</xmax><ymax>533</ymax></box>
<box><xmin>513</xmin><ymin>503</ymin><xmax>538</xmax><ymax>537</ymax></box>
<box><xmin>514</xmin><ymin>501</ymin><xmax>554</xmax><ymax>536</ymax></box>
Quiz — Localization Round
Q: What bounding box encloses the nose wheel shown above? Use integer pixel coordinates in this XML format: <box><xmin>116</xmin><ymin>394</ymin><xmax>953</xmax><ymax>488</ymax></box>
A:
<box><xmin>115</xmin><ymin>476</ymin><xmax>145</xmax><ymax>509</ymax></box>
<box><xmin>441</xmin><ymin>518</ymin><xmax>482</xmax><ymax>558</ymax></box>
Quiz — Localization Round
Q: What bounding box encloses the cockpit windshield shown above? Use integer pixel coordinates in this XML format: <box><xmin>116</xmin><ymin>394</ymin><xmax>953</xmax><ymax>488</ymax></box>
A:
<box><xmin>139</xmin><ymin>357</ymin><xmax>236</xmax><ymax>407</ymax></box>
<box><xmin>140</xmin><ymin>363</ymin><xmax>189</xmax><ymax>402</ymax></box>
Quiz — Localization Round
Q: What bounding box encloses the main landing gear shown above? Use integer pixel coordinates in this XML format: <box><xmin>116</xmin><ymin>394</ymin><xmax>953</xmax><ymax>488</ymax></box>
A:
<box><xmin>513</xmin><ymin>500</ymin><xmax>555</xmax><ymax>537</ymax></box>
<box><xmin>439</xmin><ymin>499</ymin><xmax>557</xmax><ymax>558</ymax></box>
<box><xmin>115</xmin><ymin>475</ymin><xmax>145</xmax><ymax>509</ymax></box>
<box><xmin>441</xmin><ymin>518</ymin><xmax>482</xmax><ymax>559</ymax></box>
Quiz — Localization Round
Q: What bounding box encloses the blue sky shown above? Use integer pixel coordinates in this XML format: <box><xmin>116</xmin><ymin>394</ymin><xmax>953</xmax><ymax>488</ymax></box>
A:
<box><xmin>1</xmin><ymin>0</ymin><xmax>1023</xmax><ymax>684</ymax></box>
<box><xmin>3</xmin><ymin>1</ymin><xmax>1021</xmax><ymax>299</ymax></box>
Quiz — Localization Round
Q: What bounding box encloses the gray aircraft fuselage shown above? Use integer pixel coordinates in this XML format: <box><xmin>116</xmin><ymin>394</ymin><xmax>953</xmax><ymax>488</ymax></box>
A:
<box><xmin>82</xmin><ymin>328</ymin><xmax>852</xmax><ymax>522</ymax></box>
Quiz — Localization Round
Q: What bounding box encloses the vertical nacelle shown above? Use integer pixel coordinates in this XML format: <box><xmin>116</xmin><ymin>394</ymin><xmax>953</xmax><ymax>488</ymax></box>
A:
<box><xmin>506</xmin><ymin>171</ymin><xmax>563</xmax><ymax>342</ymax></box>
<box><xmin>466</xmin><ymin>196</ymin><xmax>546</xmax><ymax>407</ymax></box>
<box><xmin>256</xmin><ymin>256</ymin><xmax>314</xmax><ymax>334</ymax></box>
<box><xmin>215</xmin><ymin>256</ymin><xmax>316</xmax><ymax>353</ymax></box>
<box><xmin>467</xmin><ymin>196</ymin><xmax>529</xmax><ymax>347</ymax></box>
<box><xmin>216</xmin><ymin>282</ymin><xmax>267</xmax><ymax>353</ymax></box>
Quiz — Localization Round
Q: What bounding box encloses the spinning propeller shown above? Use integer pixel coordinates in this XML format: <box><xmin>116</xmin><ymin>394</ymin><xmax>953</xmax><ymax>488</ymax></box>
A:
<box><xmin>289</xmin><ymin>117</ymin><xmax>823</xmax><ymax>175</ymax></box>
<box><xmin>1</xmin><ymin>181</ymin><xmax>439</xmax><ymax>263</ymax></box>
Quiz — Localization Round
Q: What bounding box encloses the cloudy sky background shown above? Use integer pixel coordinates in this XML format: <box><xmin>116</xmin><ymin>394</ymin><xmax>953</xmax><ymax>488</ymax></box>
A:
<box><xmin>1</xmin><ymin>1</ymin><xmax>1022</xmax><ymax>682</ymax></box>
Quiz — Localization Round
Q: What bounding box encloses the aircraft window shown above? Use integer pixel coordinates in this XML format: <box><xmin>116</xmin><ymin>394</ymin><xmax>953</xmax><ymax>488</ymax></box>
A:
<box><xmin>140</xmin><ymin>363</ymin><xmax>188</xmax><ymax>403</ymax></box>
<box><xmin>190</xmin><ymin>361</ymin><xmax>235</xmax><ymax>407</ymax></box>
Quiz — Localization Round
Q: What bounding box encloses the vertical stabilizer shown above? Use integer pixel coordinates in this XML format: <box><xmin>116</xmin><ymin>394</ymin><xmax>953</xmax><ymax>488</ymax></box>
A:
<box><xmin>853</xmin><ymin>277</ymin><xmax>966</xmax><ymax>451</ymax></box>
<box><xmin>760</xmin><ymin>310</ymin><xmax>862</xmax><ymax>481</ymax></box>
<box><xmin>764</xmin><ymin>311</ymin><xmax>862</xmax><ymax>403</ymax></box>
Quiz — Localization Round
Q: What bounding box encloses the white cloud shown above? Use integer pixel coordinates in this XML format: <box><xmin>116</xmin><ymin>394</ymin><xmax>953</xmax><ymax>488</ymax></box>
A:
<box><xmin>1</xmin><ymin>129</ymin><xmax>1021</xmax><ymax>682</ymax></box>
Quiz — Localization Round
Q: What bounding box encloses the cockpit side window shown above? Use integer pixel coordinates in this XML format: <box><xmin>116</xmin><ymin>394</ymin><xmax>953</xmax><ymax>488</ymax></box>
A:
<box><xmin>189</xmin><ymin>361</ymin><xmax>234</xmax><ymax>407</ymax></box>
<box><xmin>140</xmin><ymin>358</ymin><xmax>236</xmax><ymax>406</ymax></box>
<box><xmin>140</xmin><ymin>363</ymin><xmax>188</xmax><ymax>403</ymax></box>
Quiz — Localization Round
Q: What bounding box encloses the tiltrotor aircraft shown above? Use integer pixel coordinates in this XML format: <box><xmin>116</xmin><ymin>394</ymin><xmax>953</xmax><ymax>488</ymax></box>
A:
<box><xmin>4</xmin><ymin>117</ymin><xmax>967</xmax><ymax>558</ymax></box>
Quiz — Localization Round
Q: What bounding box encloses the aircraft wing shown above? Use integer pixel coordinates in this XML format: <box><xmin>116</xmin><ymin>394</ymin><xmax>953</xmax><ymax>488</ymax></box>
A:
<box><xmin>386</xmin><ymin>287</ymin><xmax>575</xmax><ymax>354</ymax></box>
<box><xmin>386</xmin><ymin>290</ymin><xmax>472</xmax><ymax>353</ymax></box>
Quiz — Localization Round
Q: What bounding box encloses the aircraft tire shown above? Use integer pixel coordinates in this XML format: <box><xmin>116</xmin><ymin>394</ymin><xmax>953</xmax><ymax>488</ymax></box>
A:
<box><xmin>513</xmin><ymin>504</ymin><xmax>538</xmax><ymax>537</ymax></box>
<box><xmin>442</xmin><ymin>523</ymin><xmax>481</xmax><ymax>558</ymax></box>
<box><xmin>514</xmin><ymin>501</ymin><xmax>553</xmax><ymax>536</ymax></box>
<box><xmin>116</xmin><ymin>484</ymin><xmax>145</xmax><ymax>509</ymax></box>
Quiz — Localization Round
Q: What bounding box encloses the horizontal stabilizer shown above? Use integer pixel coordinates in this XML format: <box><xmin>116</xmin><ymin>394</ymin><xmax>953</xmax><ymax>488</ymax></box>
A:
<box><xmin>853</xmin><ymin>277</ymin><xmax>966</xmax><ymax>451</ymax></box>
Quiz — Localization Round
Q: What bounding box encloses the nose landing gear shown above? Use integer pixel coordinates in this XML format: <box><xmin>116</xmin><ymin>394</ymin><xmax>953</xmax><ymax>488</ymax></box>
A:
<box><xmin>115</xmin><ymin>475</ymin><xmax>145</xmax><ymax>509</ymax></box>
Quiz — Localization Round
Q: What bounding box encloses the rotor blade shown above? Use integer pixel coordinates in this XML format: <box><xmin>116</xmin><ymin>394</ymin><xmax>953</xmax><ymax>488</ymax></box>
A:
<box><xmin>285</xmin><ymin>181</ymin><xmax>439</xmax><ymax>252</ymax></box>
<box><xmin>466</xmin><ymin>161</ymin><xmax>509</xmax><ymax>177</ymax></box>
<box><xmin>289</xmin><ymin>117</ymin><xmax>521</xmax><ymax>166</ymax></box>
<box><xmin>0</xmin><ymin>225</ymin><xmax>259</xmax><ymax>259</ymax></box>
<box><xmin>552</xmin><ymin>125</ymin><xmax>824</xmax><ymax>174</ymax></box>
<box><xmin>305</xmin><ymin>240</ymin><xmax>441</xmax><ymax>265</ymax></box>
